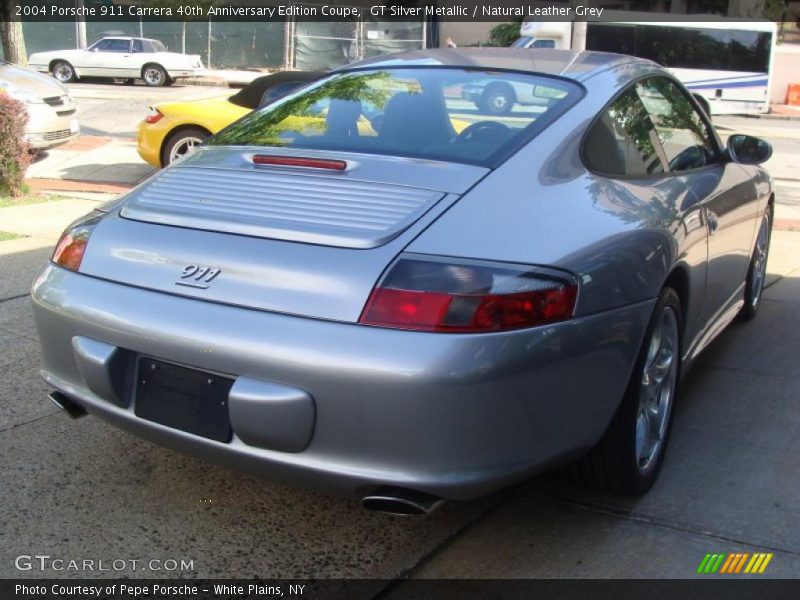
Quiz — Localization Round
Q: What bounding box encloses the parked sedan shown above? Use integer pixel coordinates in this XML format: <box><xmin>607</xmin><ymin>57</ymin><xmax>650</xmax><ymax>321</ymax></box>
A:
<box><xmin>34</xmin><ymin>49</ymin><xmax>774</xmax><ymax>515</ymax></box>
<box><xmin>0</xmin><ymin>59</ymin><xmax>79</xmax><ymax>150</ymax></box>
<box><xmin>137</xmin><ymin>71</ymin><xmax>321</xmax><ymax>168</ymax></box>
<box><xmin>29</xmin><ymin>37</ymin><xmax>203</xmax><ymax>87</ymax></box>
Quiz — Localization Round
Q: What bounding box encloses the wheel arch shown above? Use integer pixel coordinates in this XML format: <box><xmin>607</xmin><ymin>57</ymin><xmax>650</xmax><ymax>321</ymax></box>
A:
<box><xmin>160</xmin><ymin>124</ymin><xmax>213</xmax><ymax>167</ymax></box>
<box><xmin>662</xmin><ymin>264</ymin><xmax>690</xmax><ymax>351</ymax></box>
<box><xmin>49</xmin><ymin>58</ymin><xmax>76</xmax><ymax>75</ymax></box>
<box><xmin>141</xmin><ymin>62</ymin><xmax>167</xmax><ymax>79</ymax></box>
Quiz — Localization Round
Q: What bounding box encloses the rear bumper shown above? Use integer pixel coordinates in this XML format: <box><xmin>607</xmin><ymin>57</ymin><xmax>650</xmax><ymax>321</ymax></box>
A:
<box><xmin>137</xmin><ymin>118</ymin><xmax>172</xmax><ymax>168</ymax></box>
<box><xmin>33</xmin><ymin>264</ymin><xmax>653</xmax><ymax>500</ymax></box>
<box><xmin>168</xmin><ymin>68</ymin><xmax>204</xmax><ymax>79</ymax></box>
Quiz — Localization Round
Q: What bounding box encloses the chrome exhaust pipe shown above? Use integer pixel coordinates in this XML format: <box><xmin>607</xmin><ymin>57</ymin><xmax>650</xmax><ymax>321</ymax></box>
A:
<box><xmin>361</xmin><ymin>487</ymin><xmax>444</xmax><ymax>516</ymax></box>
<box><xmin>49</xmin><ymin>391</ymin><xmax>88</xmax><ymax>419</ymax></box>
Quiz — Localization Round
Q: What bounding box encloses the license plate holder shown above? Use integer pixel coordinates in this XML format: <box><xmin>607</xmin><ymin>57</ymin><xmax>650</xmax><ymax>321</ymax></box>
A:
<box><xmin>134</xmin><ymin>358</ymin><xmax>233</xmax><ymax>443</ymax></box>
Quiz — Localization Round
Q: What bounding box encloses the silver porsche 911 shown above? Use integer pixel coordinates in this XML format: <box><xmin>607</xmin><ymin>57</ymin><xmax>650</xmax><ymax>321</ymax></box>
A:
<box><xmin>34</xmin><ymin>49</ymin><xmax>774</xmax><ymax>515</ymax></box>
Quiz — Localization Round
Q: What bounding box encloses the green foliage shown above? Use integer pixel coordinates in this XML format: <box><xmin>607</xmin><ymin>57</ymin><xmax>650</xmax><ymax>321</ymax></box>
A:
<box><xmin>212</xmin><ymin>71</ymin><xmax>392</xmax><ymax>147</ymax></box>
<box><xmin>488</xmin><ymin>22</ymin><xmax>522</xmax><ymax>48</ymax></box>
<box><xmin>0</xmin><ymin>94</ymin><xmax>32</xmax><ymax>198</ymax></box>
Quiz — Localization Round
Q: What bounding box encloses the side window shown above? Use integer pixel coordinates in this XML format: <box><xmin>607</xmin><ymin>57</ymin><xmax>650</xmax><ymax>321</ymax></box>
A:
<box><xmin>584</xmin><ymin>87</ymin><xmax>667</xmax><ymax>177</ymax></box>
<box><xmin>93</xmin><ymin>39</ymin><xmax>113</xmax><ymax>52</ymax></box>
<box><xmin>107</xmin><ymin>39</ymin><xmax>131</xmax><ymax>53</ymax></box>
<box><xmin>635</xmin><ymin>77</ymin><xmax>717</xmax><ymax>172</ymax></box>
<box><xmin>132</xmin><ymin>39</ymin><xmax>144</xmax><ymax>53</ymax></box>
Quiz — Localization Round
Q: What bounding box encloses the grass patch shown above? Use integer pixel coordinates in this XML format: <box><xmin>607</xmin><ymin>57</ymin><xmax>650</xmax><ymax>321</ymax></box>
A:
<box><xmin>0</xmin><ymin>193</ymin><xmax>68</xmax><ymax>208</ymax></box>
<box><xmin>0</xmin><ymin>231</ymin><xmax>25</xmax><ymax>241</ymax></box>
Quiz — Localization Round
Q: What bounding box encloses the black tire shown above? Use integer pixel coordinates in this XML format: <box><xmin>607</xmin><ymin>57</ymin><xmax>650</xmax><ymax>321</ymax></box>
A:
<box><xmin>479</xmin><ymin>84</ymin><xmax>514</xmax><ymax>116</ymax></box>
<box><xmin>739</xmin><ymin>207</ymin><xmax>772</xmax><ymax>321</ymax></box>
<box><xmin>572</xmin><ymin>287</ymin><xmax>683</xmax><ymax>495</ymax></box>
<box><xmin>161</xmin><ymin>127</ymin><xmax>210</xmax><ymax>167</ymax></box>
<box><xmin>142</xmin><ymin>64</ymin><xmax>168</xmax><ymax>87</ymax></box>
<box><xmin>51</xmin><ymin>61</ymin><xmax>76</xmax><ymax>83</ymax></box>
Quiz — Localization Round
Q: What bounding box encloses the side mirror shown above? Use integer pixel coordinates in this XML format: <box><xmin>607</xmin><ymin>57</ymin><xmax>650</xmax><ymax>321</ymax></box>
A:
<box><xmin>726</xmin><ymin>134</ymin><xmax>772</xmax><ymax>165</ymax></box>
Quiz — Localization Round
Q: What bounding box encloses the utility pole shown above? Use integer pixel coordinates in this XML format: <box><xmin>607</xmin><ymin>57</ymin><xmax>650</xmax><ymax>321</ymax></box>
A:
<box><xmin>75</xmin><ymin>0</ymin><xmax>87</xmax><ymax>48</ymax></box>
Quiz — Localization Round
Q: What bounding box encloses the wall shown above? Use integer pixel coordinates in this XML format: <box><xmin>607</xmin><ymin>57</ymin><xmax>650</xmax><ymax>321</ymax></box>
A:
<box><xmin>771</xmin><ymin>44</ymin><xmax>800</xmax><ymax>104</ymax></box>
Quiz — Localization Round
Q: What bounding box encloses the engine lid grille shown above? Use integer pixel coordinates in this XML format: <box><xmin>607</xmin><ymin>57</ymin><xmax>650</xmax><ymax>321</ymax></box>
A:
<box><xmin>120</xmin><ymin>166</ymin><xmax>445</xmax><ymax>249</ymax></box>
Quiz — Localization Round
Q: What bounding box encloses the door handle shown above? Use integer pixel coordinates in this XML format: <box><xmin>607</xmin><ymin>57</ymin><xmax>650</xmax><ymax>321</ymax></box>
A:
<box><xmin>706</xmin><ymin>210</ymin><xmax>720</xmax><ymax>235</ymax></box>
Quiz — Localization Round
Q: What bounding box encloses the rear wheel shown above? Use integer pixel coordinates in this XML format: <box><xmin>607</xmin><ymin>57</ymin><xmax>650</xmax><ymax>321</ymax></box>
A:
<box><xmin>51</xmin><ymin>61</ymin><xmax>76</xmax><ymax>83</ymax></box>
<box><xmin>143</xmin><ymin>65</ymin><xmax>168</xmax><ymax>87</ymax></box>
<box><xmin>162</xmin><ymin>127</ymin><xmax>210</xmax><ymax>167</ymax></box>
<box><xmin>739</xmin><ymin>208</ymin><xmax>772</xmax><ymax>321</ymax></box>
<box><xmin>573</xmin><ymin>287</ymin><xmax>682</xmax><ymax>494</ymax></box>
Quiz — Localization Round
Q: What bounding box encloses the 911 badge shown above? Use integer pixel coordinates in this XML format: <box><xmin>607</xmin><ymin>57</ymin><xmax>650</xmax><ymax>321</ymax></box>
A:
<box><xmin>175</xmin><ymin>264</ymin><xmax>221</xmax><ymax>289</ymax></box>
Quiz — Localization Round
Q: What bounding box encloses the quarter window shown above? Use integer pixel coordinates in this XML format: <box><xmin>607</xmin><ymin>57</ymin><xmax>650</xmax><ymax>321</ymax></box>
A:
<box><xmin>583</xmin><ymin>87</ymin><xmax>666</xmax><ymax>177</ymax></box>
<box><xmin>635</xmin><ymin>77</ymin><xmax>717</xmax><ymax>172</ymax></box>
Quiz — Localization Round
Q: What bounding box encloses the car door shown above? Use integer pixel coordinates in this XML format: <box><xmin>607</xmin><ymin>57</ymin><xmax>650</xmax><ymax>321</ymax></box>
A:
<box><xmin>80</xmin><ymin>39</ymin><xmax>113</xmax><ymax>74</ymax></box>
<box><xmin>635</xmin><ymin>76</ymin><xmax>758</xmax><ymax>328</ymax></box>
<box><xmin>92</xmin><ymin>39</ymin><xmax>136</xmax><ymax>77</ymax></box>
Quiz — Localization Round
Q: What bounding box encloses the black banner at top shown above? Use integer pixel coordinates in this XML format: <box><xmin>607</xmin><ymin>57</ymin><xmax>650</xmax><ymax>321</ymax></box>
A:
<box><xmin>5</xmin><ymin>0</ymin><xmax>795</xmax><ymax>22</ymax></box>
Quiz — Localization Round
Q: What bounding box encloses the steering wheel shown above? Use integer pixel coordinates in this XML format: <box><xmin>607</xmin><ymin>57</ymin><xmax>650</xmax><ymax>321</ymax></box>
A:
<box><xmin>456</xmin><ymin>121</ymin><xmax>511</xmax><ymax>143</ymax></box>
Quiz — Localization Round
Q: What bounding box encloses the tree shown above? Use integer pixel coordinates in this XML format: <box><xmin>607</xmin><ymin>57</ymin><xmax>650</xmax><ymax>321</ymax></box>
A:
<box><xmin>0</xmin><ymin>0</ymin><xmax>28</xmax><ymax>66</ymax></box>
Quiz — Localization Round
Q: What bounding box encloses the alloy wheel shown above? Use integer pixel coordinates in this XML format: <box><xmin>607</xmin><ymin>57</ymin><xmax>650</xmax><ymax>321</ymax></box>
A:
<box><xmin>749</xmin><ymin>212</ymin><xmax>770</xmax><ymax>309</ymax></box>
<box><xmin>144</xmin><ymin>68</ymin><xmax>164</xmax><ymax>86</ymax></box>
<box><xmin>635</xmin><ymin>306</ymin><xmax>679</xmax><ymax>473</ymax></box>
<box><xmin>169</xmin><ymin>136</ymin><xmax>204</xmax><ymax>164</ymax></box>
<box><xmin>54</xmin><ymin>64</ymin><xmax>73</xmax><ymax>82</ymax></box>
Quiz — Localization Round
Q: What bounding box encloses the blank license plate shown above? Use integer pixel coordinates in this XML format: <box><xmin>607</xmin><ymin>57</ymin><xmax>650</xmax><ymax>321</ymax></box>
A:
<box><xmin>134</xmin><ymin>358</ymin><xmax>233</xmax><ymax>443</ymax></box>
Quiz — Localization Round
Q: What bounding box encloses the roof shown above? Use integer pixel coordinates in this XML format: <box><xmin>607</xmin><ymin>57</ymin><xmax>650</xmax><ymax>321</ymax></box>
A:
<box><xmin>345</xmin><ymin>48</ymin><xmax>649</xmax><ymax>81</ymax></box>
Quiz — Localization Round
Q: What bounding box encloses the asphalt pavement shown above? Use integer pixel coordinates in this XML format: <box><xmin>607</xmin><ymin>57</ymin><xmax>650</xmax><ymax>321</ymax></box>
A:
<box><xmin>2</xmin><ymin>82</ymin><xmax>800</xmax><ymax>586</ymax></box>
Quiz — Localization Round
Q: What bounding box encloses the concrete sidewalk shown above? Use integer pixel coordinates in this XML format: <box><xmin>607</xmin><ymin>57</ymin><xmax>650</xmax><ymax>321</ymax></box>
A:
<box><xmin>26</xmin><ymin>136</ymin><xmax>154</xmax><ymax>191</ymax></box>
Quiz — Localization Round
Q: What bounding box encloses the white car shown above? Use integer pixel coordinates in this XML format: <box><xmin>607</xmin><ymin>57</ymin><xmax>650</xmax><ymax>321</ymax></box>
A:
<box><xmin>0</xmin><ymin>59</ymin><xmax>79</xmax><ymax>150</ymax></box>
<box><xmin>29</xmin><ymin>37</ymin><xmax>204</xmax><ymax>88</ymax></box>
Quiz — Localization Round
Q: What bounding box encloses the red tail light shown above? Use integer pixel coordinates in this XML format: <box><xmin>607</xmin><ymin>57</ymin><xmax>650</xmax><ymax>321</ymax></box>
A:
<box><xmin>144</xmin><ymin>107</ymin><xmax>163</xmax><ymax>124</ymax></box>
<box><xmin>359</xmin><ymin>257</ymin><xmax>577</xmax><ymax>333</ymax></box>
<box><xmin>52</xmin><ymin>213</ymin><xmax>101</xmax><ymax>272</ymax></box>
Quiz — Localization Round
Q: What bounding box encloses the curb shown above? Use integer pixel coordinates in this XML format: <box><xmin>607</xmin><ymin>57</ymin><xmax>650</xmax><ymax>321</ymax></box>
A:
<box><xmin>181</xmin><ymin>77</ymin><xmax>238</xmax><ymax>88</ymax></box>
<box><xmin>750</xmin><ymin>112</ymin><xmax>800</xmax><ymax>122</ymax></box>
<box><xmin>27</xmin><ymin>178</ymin><xmax>135</xmax><ymax>195</ymax></box>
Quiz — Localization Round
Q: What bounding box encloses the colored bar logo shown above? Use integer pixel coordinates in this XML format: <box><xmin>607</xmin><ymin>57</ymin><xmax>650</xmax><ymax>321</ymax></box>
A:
<box><xmin>697</xmin><ymin>552</ymin><xmax>773</xmax><ymax>574</ymax></box>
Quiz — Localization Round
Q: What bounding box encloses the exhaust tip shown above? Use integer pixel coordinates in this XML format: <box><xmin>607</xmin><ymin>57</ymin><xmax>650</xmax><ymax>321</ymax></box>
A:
<box><xmin>49</xmin><ymin>391</ymin><xmax>88</xmax><ymax>419</ymax></box>
<box><xmin>361</xmin><ymin>487</ymin><xmax>444</xmax><ymax>516</ymax></box>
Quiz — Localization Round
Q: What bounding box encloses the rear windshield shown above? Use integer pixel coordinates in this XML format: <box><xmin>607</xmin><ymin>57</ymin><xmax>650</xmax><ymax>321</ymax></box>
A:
<box><xmin>210</xmin><ymin>67</ymin><xmax>581</xmax><ymax>167</ymax></box>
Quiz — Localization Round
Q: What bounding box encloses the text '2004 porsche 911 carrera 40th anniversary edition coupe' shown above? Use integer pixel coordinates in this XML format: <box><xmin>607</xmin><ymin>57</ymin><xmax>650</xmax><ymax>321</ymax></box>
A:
<box><xmin>34</xmin><ymin>49</ymin><xmax>774</xmax><ymax>515</ymax></box>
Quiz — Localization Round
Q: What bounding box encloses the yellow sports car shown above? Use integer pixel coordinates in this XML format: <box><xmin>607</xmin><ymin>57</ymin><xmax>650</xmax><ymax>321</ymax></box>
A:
<box><xmin>137</xmin><ymin>71</ymin><xmax>321</xmax><ymax>168</ymax></box>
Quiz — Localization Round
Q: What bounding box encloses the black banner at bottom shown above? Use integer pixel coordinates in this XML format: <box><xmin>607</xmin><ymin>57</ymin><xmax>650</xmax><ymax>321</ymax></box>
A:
<box><xmin>3</xmin><ymin>579</ymin><xmax>800</xmax><ymax>600</ymax></box>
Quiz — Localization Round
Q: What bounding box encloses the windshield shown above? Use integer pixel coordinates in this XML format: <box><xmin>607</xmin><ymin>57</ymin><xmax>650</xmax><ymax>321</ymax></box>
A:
<box><xmin>210</xmin><ymin>68</ymin><xmax>581</xmax><ymax>167</ymax></box>
<box><xmin>151</xmin><ymin>40</ymin><xmax>167</xmax><ymax>52</ymax></box>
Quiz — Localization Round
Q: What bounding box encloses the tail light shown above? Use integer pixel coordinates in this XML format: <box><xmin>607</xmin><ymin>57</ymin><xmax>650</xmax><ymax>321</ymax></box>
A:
<box><xmin>52</xmin><ymin>213</ymin><xmax>102</xmax><ymax>272</ymax></box>
<box><xmin>359</xmin><ymin>256</ymin><xmax>578</xmax><ymax>333</ymax></box>
<box><xmin>144</xmin><ymin>107</ymin><xmax>163</xmax><ymax>124</ymax></box>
